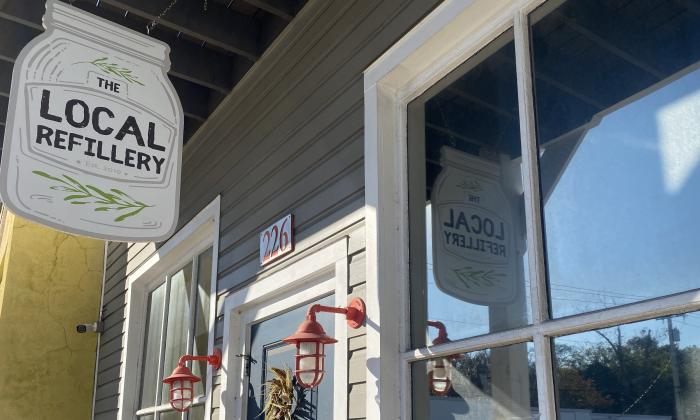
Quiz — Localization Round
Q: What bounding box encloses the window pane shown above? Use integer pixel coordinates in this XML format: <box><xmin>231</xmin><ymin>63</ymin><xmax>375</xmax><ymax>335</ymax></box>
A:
<box><xmin>161</xmin><ymin>262</ymin><xmax>195</xmax><ymax>404</ymax></box>
<box><xmin>412</xmin><ymin>342</ymin><xmax>537</xmax><ymax>419</ymax></box>
<box><xmin>553</xmin><ymin>313</ymin><xmax>700</xmax><ymax>418</ymax></box>
<box><xmin>139</xmin><ymin>283</ymin><xmax>166</xmax><ymax>409</ymax></box>
<box><xmin>191</xmin><ymin>248</ymin><xmax>213</xmax><ymax>397</ymax></box>
<box><xmin>187</xmin><ymin>404</ymin><xmax>205</xmax><ymax>420</ymax></box>
<box><xmin>408</xmin><ymin>29</ymin><xmax>531</xmax><ymax>347</ymax></box>
<box><xmin>531</xmin><ymin>0</ymin><xmax>700</xmax><ymax>317</ymax></box>
<box><xmin>158</xmin><ymin>410</ymin><xmax>183</xmax><ymax>420</ymax></box>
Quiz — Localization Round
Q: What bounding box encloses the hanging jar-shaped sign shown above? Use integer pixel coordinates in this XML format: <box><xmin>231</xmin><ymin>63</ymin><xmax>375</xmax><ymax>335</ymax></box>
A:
<box><xmin>0</xmin><ymin>0</ymin><xmax>182</xmax><ymax>241</ymax></box>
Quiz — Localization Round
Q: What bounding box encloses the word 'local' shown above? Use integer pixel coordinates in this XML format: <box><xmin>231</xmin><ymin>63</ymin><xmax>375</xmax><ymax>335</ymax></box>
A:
<box><xmin>442</xmin><ymin>208</ymin><xmax>507</xmax><ymax>257</ymax></box>
<box><xmin>35</xmin><ymin>89</ymin><xmax>167</xmax><ymax>174</ymax></box>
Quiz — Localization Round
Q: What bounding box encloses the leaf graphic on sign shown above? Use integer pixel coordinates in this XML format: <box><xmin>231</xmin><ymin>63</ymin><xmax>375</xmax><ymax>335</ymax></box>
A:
<box><xmin>452</xmin><ymin>266</ymin><xmax>506</xmax><ymax>289</ymax></box>
<box><xmin>33</xmin><ymin>170</ymin><xmax>152</xmax><ymax>222</ymax></box>
<box><xmin>456</xmin><ymin>179</ymin><xmax>483</xmax><ymax>194</ymax></box>
<box><xmin>85</xmin><ymin>57</ymin><xmax>145</xmax><ymax>86</ymax></box>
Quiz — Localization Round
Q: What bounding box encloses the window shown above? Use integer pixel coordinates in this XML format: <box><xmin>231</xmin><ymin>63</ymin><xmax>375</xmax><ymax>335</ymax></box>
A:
<box><xmin>137</xmin><ymin>247</ymin><xmax>213</xmax><ymax>420</ymax></box>
<box><xmin>553</xmin><ymin>313</ymin><xmax>700</xmax><ymax>419</ymax></box>
<box><xmin>365</xmin><ymin>0</ymin><xmax>700</xmax><ymax>418</ymax></box>
<box><xmin>531</xmin><ymin>0</ymin><xmax>700</xmax><ymax>319</ymax></box>
<box><xmin>408</xmin><ymin>28</ymin><xmax>531</xmax><ymax>347</ymax></box>
<box><xmin>412</xmin><ymin>342</ymin><xmax>537</xmax><ymax>418</ymax></box>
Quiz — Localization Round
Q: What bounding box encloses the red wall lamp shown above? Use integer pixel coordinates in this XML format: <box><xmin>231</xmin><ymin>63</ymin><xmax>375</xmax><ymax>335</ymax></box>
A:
<box><xmin>283</xmin><ymin>297</ymin><xmax>366</xmax><ymax>388</ymax></box>
<box><xmin>427</xmin><ymin>320</ymin><xmax>462</xmax><ymax>396</ymax></box>
<box><xmin>162</xmin><ymin>348</ymin><xmax>222</xmax><ymax>412</ymax></box>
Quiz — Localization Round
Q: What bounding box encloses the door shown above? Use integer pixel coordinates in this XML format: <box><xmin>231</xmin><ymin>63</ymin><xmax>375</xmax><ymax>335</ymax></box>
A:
<box><xmin>245</xmin><ymin>294</ymin><xmax>335</xmax><ymax>419</ymax></box>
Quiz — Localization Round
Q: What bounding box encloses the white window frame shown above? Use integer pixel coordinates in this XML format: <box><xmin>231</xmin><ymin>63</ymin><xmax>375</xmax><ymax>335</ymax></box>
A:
<box><xmin>118</xmin><ymin>196</ymin><xmax>220</xmax><ymax>420</ymax></box>
<box><xmin>219</xmin><ymin>238</ymin><xmax>350</xmax><ymax>420</ymax></box>
<box><xmin>363</xmin><ymin>1</ymin><xmax>700</xmax><ymax>419</ymax></box>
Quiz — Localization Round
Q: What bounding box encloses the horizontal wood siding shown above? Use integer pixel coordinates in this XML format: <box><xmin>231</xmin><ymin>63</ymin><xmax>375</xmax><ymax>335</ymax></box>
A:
<box><xmin>92</xmin><ymin>0</ymin><xmax>439</xmax><ymax>418</ymax></box>
<box><xmin>94</xmin><ymin>241</ymin><xmax>155</xmax><ymax>419</ymax></box>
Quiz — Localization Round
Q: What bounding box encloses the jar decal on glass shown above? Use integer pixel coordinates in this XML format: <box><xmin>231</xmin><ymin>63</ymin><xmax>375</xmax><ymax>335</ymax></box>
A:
<box><xmin>431</xmin><ymin>146</ymin><xmax>520</xmax><ymax>305</ymax></box>
<box><xmin>0</xmin><ymin>0</ymin><xmax>182</xmax><ymax>241</ymax></box>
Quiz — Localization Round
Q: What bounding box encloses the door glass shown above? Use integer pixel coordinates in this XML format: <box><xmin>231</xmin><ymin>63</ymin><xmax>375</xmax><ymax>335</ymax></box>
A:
<box><xmin>408</xmin><ymin>28</ymin><xmax>531</xmax><ymax>347</ymax></box>
<box><xmin>246</xmin><ymin>294</ymin><xmax>335</xmax><ymax>420</ymax></box>
<box><xmin>412</xmin><ymin>342</ymin><xmax>538</xmax><ymax>419</ymax></box>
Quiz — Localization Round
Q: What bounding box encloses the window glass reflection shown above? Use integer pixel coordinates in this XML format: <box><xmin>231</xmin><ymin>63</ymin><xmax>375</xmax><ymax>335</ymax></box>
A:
<box><xmin>160</xmin><ymin>263</ymin><xmax>194</xmax><ymax>404</ymax></box>
<box><xmin>408</xmin><ymin>29</ymin><xmax>531</xmax><ymax>347</ymax></box>
<box><xmin>412</xmin><ymin>342</ymin><xmax>538</xmax><ymax>419</ymax></box>
<box><xmin>139</xmin><ymin>283</ymin><xmax>166</xmax><ymax>409</ymax></box>
<box><xmin>553</xmin><ymin>313</ymin><xmax>700</xmax><ymax>419</ymax></box>
<box><xmin>531</xmin><ymin>0</ymin><xmax>700</xmax><ymax>317</ymax></box>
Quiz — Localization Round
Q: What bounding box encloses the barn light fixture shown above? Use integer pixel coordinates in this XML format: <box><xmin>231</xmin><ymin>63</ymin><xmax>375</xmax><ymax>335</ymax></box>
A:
<box><xmin>283</xmin><ymin>298</ymin><xmax>366</xmax><ymax>388</ymax></box>
<box><xmin>162</xmin><ymin>348</ymin><xmax>222</xmax><ymax>412</ymax></box>
<box><xmin>426</xmin><ymin>321</ymin><xmax>462</xmax><ymax>396</ymax></box>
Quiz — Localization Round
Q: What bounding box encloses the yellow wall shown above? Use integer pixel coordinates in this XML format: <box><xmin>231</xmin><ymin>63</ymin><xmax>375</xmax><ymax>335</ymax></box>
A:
<box><xmin>0</xmin><ymin>210</ymin><xmax>104</xmax><ymax>420</ymax></box>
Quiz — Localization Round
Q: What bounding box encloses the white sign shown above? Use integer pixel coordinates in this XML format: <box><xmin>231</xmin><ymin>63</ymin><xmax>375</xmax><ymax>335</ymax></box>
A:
<box><xmin>0</xmin><ymin>0</ymin><xmax>182</xmax><ymax>241</ymax></box>
<box><xmin>431</xmin><ymin>147</ymin><xmax>518</xmax><ymax>305</ymax></box>
<box><xmin>259</xmin><ymin>214</ymin><xmax>294</xmax><ymax>266</ymax></box>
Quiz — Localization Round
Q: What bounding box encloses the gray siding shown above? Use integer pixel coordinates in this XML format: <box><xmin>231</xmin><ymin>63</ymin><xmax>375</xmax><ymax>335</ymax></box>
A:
<box><xmin>92</xmin><ymin>0</ymin><xmax>440</xmax><ymax>418</ymax></box>
<box><xmin>94</xmin><ymin>241</ymin><xmax>154</xmax><ymax>419</ymax></box>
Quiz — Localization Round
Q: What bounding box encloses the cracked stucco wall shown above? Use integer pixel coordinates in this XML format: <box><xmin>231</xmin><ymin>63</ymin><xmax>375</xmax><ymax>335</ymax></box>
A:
<box><xmin>0</xmin><ymin>210</ymin><xmax>104</xmax><ymax>420</ymax></box>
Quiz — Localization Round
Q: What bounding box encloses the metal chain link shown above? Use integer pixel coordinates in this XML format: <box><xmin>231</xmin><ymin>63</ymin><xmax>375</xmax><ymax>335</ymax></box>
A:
<box><xmin>146</xmin><ymin>0</ymin><xmax>180</xmax><ymax>34</ymax></box>
<box><xmin>146</xmin><ymin>0</ymin><xmax>209</xmax><ymax>34</ymax></box>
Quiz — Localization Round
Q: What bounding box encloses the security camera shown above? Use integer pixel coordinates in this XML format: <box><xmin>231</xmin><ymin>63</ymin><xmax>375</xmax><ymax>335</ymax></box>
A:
<box><xmin>76</xmin><ymin>322</ymin><xmax>104</xmax><ymax>334</ymax></box>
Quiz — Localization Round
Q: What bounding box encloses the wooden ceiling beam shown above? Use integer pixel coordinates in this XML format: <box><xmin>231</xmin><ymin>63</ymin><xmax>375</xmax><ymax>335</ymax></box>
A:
<box><xmin>91</xmin><ymin>0</ymin><xmax>260</xmax><ymax>61</ymax></box>
<box><xmin>0</xmin><ymin>18</ymin><xmax>41</xmax><ymax>63</ymax></box>
<box><xmin>59</xmin><ymin>2</ymin><xmax>238</xmax><ymax>93</ymax></box>
<box><xmin>0</xmin><ymin>61</ymin><xmax>12</xmax><ymax>96</ymax></box>
<box><xmin>0</xmin><ymin>96</ymin><xmax>8</xmax><ymax>124</ymax></box>
<box><xmin>239</xmin><ymin>0</ymin><xmax>297</xmax><ymax>21</ymax></box>
<box><xmin>0</xmin><ymin>2</ymin><xmax>44</xmax><ymax>31</ymax></box>
<box><xmin>170</xmin><ymin>77</ymin><xmax>212</xmax><ymax>122</ymax></box>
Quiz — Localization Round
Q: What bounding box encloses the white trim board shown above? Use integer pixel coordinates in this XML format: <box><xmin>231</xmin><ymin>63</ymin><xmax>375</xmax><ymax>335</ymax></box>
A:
<box><xmin>116</xmin><ymin>196</ymin><xmax>221</xmax><ymax>420</ymax></box>
<box><xmin>219</xmin><ymin>238</ymin><xmax>350</xmax><ymax>420</ymax></box>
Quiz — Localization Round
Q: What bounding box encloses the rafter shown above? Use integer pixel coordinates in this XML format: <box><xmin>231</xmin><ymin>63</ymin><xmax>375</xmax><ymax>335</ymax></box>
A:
<box><xmin>554</xmin><ymin>11</ymin><xmax>665</xmax><ymax>80</ymax></box>
<box><xmin>0</xmin><ymin>18</ymin><xmax>41</xmax><ymax>64</ymax></box>
<box><xmin>89</xmin><ymin>0</ymin><xmax>260</xmax><ymax>61</ymax></box>
<box><xmin>0</xmin><ymin>61</ymin><xmax>12</xmax><ymax>96</ymax></box>
<box><xmin>0</xmin><ymin>2</ymin><xmax>44</xmax><ymax>31</ymax></box>
<box><xmin>0</xmin><ymin>96</ymin><xmax>8</xmax><ymax>124</ymax></box>
<box><xmin>239</xmin><ymin>0</ymin><xmax>297</xmax><ymax>21</ymax></box>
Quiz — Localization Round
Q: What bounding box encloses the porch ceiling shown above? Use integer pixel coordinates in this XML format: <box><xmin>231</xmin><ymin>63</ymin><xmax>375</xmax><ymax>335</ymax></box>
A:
<box><xmin>0</xmin><ymin>0</ymin><xmax>306</xmax><ymax>151</ymax></box>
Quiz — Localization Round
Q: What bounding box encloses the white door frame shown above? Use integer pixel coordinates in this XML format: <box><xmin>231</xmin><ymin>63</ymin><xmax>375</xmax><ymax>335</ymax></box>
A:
<box><xmin>219</xmin><ymin>238</ymin><xmax>350</xmax><ymax>420</ymax></box>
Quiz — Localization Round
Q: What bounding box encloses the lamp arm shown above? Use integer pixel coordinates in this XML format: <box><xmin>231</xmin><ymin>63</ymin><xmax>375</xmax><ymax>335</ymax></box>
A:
<box><xmin>427</xmin><ymin>320</ymin><xmax>449</xmax><ymax>340</ymax></box>
<box><xmin>307</xmin><ymin>304</ymin><xmax>349</xmax><ymax>320</ymax></box>
<box><xmin>305</xmin><ymin>298</ymin><xmax>366</xmax><ymax>329</ymax></box>
<box><xmin>177</xmin><ymin>348</ymin><xmax>222</xmax><ymax>369</ymax></box>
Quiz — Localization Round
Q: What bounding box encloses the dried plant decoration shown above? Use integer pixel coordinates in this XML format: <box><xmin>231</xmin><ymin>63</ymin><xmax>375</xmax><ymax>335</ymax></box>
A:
<box><xmin>263</xmin><ymin>367</ymin><xmax>295</xmax><ymax>420</ymax></box>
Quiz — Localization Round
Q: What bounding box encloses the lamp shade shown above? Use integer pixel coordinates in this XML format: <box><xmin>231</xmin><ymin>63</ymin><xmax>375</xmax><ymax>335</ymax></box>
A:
<box><xmin>283</xmin><ymin>318</ymin><xmax>337</xmax><ymax>388</ymax></box>
<box><xmin>428</xmin><ymin>356</ymin><xmax>452</xmax><ymax>396</ymax></box>
<box><xmin>162</xmin><ymin>364</ymin><xmax>201</xmax><ymax>412</ymax></box>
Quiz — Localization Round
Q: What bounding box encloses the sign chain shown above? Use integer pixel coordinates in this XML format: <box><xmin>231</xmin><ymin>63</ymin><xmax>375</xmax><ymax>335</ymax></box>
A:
<box><xmin>146</xmin><ymin>0</ymin><xmax>210</xmax><ymax>34</ymax></box>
